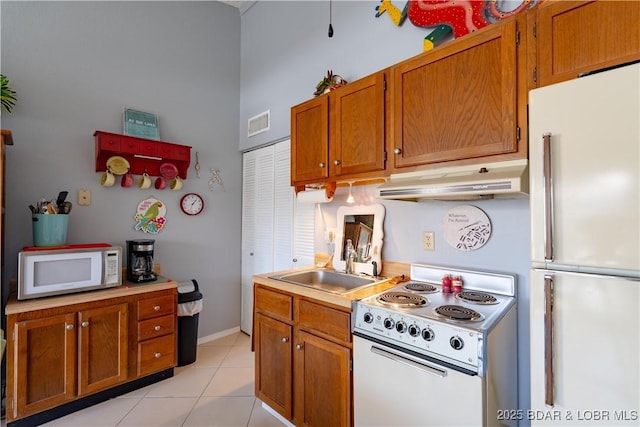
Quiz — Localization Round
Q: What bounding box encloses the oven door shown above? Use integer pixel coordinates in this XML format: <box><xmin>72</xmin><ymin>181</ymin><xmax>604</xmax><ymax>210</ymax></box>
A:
<box><xmin>353</xmin><ymin>335</ymin><xmax>484</xmax><ymax>426</ymax></box>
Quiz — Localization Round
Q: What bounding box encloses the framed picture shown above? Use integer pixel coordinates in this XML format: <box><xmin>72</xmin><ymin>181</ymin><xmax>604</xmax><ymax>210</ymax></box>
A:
<box><xmin>123</xmin><ymin>108</ymin><xmax>160</xmax><ymax>140</ymax></box>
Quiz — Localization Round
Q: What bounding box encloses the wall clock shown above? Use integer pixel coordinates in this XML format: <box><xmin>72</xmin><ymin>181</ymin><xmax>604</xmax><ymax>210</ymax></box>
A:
<box><xmin>180</xmin><ymin>193</ymin><xmax>204</xmax><ymax>216</ymax></box>
<box><xmin>442</xmin><ymin>205</ymin><xmax>491</xmax><ymax>251</ymax></box>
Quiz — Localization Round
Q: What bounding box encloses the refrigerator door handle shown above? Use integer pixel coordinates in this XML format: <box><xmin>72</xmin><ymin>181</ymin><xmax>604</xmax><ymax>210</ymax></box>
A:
<box><xmin>544</xmin><ymin>273</ymin><xmax>555</xmax><ymax>407</ymax></box>
<box><xmin>543</xmin><ymin>133</ymin><xmax>554</xmax><ymax>261</ymax></box>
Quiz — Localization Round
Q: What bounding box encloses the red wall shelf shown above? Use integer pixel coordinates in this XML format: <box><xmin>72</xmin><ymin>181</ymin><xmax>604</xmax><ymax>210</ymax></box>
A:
<box><xmin>94</xmin><ymin>130</ymin><xmax>192</xmax><ymax>179</ymax></box>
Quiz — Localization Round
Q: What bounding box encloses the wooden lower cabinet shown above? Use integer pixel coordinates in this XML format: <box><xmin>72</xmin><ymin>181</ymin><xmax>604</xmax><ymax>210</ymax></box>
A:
<box><xmin>6</xmin><ymin>287</ymin><xmax>177</xmax><ymax>423</ymax></box>
<box><xmin>253</xmin><ymin>284</ymin><xmax>352</xmax><ymax>427</ymax></box>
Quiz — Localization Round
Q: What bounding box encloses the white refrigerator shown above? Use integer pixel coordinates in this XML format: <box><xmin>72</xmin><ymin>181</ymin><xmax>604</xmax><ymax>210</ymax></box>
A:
<box><xmin>529</xmin><ymin>62</ymin><xmax>640</xmax><ymax>426</ymax></box>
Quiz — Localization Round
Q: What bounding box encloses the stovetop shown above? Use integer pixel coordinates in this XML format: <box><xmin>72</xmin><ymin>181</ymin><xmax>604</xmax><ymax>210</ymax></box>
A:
<box><xmin>352</xmin><ymin>264</ymin><xmax>517</xmax><ymax>374</ymax></box>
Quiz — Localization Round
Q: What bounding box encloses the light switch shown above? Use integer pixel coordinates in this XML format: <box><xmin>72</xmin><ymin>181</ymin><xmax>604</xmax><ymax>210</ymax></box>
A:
<box><xmin>78</xmin><ymin>189</ymin><xmax>91</xmax><ymax>206</ymax></box>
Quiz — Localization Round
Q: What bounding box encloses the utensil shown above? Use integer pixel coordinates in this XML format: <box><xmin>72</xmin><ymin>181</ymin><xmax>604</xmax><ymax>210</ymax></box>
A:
<box><xmin>60</xmin><ymin>201</ymin><xmax>72</xmax><ymax>214</ymax></box>
<box><xmin>56</xmin><ymin>191</ymin><xmax>68</xmax><ymax>207</ymax></box>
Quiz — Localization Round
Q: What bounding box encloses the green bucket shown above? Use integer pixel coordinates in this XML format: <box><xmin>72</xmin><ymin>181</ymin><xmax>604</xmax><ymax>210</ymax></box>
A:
<box><xmin>32</xmin><ymin>214</ymin><xmax>69</xmax><ymax>247</ymax></box>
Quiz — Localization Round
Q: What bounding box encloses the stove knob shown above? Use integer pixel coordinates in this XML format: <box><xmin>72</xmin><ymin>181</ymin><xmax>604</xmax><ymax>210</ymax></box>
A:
<box><xmin>422</xmin><ymin>327</ymin><xmax>435</xmax><ymax>341</ymax></box>
<box><xmin>363</xmin><ymin>312</ymin><xmax>374</xmax><ymax>323</ymax></box>
<box><xmin>408</xmin><ymin>324</ymin><xmax>420</xmax><ymax>337</ymax></box>
<box><xmin>450</xmin><ymin>336</ymin><xmax>464</xmax><ymax>350</ymax></box>
<box><xmin>383</xmin><ymin>318</ymin><xmax>395</xmax><ymax>329</ymax></box>
<box><xmin>395</xmin><ymin>321</ymin><xmax>407</xmax><ymax>333</ymax></box>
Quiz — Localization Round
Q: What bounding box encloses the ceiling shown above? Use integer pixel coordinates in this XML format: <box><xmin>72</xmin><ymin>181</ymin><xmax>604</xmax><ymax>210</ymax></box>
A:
<box><xmin>219</xmin><ymin>1</ymin><xmax>256</xmax><ymax>15</ymax></box>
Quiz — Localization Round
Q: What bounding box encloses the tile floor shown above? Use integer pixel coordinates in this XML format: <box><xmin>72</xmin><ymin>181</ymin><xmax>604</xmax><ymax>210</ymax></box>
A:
<box><xmin>38</xmin><ymin>331</ymin><xmax>284</xmax><ymax>427</ymax></box>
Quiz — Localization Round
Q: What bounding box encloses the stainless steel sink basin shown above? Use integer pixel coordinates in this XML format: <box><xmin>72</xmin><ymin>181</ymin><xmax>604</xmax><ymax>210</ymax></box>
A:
<box><xmin>269</xmin><ymin>269</ymin><xmax>381</xmax><ymax>294</ymax></box>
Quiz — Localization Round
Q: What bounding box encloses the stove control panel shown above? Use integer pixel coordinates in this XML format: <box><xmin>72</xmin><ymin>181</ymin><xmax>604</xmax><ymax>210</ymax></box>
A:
<box><xmin>354</xmin><ymin>305</ymin><xmax>481</xmax><ymax>371</ymax></box>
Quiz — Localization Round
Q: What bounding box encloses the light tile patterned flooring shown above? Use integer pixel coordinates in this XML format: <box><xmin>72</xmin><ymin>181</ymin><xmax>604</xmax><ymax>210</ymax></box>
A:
<box><xmin>38</xmin><ymin>332</ymin><xmax>283</xmax><ymax>427</ymax></box>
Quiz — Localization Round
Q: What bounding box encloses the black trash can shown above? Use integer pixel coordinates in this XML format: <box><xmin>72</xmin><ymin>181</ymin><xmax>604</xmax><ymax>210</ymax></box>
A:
<box><xmin>177</xmin><ymin>279</ymin><xmax>203</xmax><ymax>366</ymax></box>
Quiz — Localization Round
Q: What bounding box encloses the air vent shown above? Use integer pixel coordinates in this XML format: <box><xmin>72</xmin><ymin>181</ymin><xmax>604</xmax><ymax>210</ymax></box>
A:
<box><xmin>248</xmin><ymin>110</ymin><xmax>270</xmax><ymax>137</ymax></box>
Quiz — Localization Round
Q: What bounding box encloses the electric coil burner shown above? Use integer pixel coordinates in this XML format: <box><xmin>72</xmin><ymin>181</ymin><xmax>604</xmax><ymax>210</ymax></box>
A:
<box><xmin>352</xmin><ymin>263</ymin><xmax>519</xmax><ymax>427</ymax></box>
<box><xmin>455</xmin><ymin>290</ymin><xmax>498</xmax><ymax>305</ymax></box>
<box><xmin>434</xmin><ymin>304</ymin><xmax>483</xmax><ymax>322</ymax></box>
<box><xmin>377</xmin><ymin>291</ymin><xmax>429</xmax><ymax>308</ymax></box>
<box><xmin>403</xmin><ymin>281</ymin><xmax>438</xmax><ymax>293</ymax></box>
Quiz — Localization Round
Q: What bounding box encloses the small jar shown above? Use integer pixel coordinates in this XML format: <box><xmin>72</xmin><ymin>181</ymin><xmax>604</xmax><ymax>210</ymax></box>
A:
<box><xmin>442</xmin><ymin>274</ymin><xmax>452</xmax><ymax>293</ymax></box>
<box><xmin>452</xmin><ymin>276</ymin><xmax>464</xmax><ymax>293</ymax></box>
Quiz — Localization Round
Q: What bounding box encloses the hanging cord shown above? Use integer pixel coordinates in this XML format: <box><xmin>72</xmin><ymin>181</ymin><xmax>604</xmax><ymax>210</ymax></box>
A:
<box><xmin>328</xmin><ymin>0</ymin><xmax>334</xmax><ymax>37</ymax></box>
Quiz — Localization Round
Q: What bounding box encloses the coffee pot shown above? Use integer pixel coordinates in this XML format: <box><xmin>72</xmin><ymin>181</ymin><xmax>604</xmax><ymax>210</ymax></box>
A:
<box><xmin>126</xmin><ymin>239</ymin><xmax>157</xmax><ymax>283</ymax></box>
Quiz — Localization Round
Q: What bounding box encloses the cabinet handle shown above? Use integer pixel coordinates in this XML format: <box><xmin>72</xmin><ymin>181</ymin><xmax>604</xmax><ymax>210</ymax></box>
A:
<box><xmin>154</xmin><ymin>305</ymin><xmax>161</xmax><ymax>311</ymax></box>
<box><xmin>154</xmin><ymin>325</ymin><xmax>161</xmax><ymax>331</ymax></box>
<box><xmin>281</xmin><ymin>337</ymin><xmax>289</xmax><ymax>343</ymax></box>
<box><xmin>318</xmin><ymin>162</ymin><xmax>325</xmax><ymax>168</ymax></box>
<box><xmin>333</xmin><ymin>159</ymin><xmax>341</xmax><ymax>166</ymax></box>
<box><xmin>81</xmin><ymin>321</ymin><xmax>89</xmax><ymax>328</ymax></box>
<box><xmin>154</xmin><ymin>352</ymin><xmax>162</xmax><ymax>358</ymax></box>
<box><xmin>393</xmin><ymin>148</ymin><xmax>402</xmax><ymax>155</ymax></box>
<box><xmin>66</xmin><ymin>324</ymin><xmax>74</xmax><ymax>330</ymax></box>
<box><xmin>296</xmin><ymin>344</ymin><xmax>304</xmax><ymax>351</ymax></box>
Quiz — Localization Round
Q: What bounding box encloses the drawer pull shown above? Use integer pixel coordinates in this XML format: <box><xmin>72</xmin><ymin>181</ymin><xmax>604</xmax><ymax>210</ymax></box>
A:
<box><xmin>281</xmin><ymin>337</ymin><xmax>289</xmax><ymax>343</ymax></box>
<box><xmin>81</xmin><ymin>321</ymin><xmax>89</xmax><ymax>328</ymax></box>
<box><xmin>66</xmin><ymin>324</ymin><xmax>74</xmax><ymax>330</ymax></box>
<box><xmin>154</xmin><ymin>352</ymin><xmax>162</xmax><ymax>358</ymax></box>
<box><xmin>154</xmin><ymin>305</ymin><xmax>161</xmax><ymax>311</ymax></box>
<box><xmin>154</xmin><ymin>325</ymin><xmax>161</xmax><ymax>331</ymax></box>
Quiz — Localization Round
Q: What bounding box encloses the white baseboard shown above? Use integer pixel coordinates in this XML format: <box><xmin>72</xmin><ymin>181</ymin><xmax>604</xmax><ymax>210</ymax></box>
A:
<box><xmin>197</xmin><ymin>326</ymin><xmax>243</xmax><ymax>345</ymax></box>
<box><xmin>261</xmin><ymin>402</ymin><xmax>294</xmax><ymax>427</ymax></box>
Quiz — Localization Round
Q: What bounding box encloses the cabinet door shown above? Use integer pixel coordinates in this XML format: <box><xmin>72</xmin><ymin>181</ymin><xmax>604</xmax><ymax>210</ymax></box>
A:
<box><xmin>331</xmin><ymin>71</ymin><xmax>386</xmax><ymax>177</ymax></box>
<box><xmin>391</xmin><ymin>19</ymin><xmax>519</xmax><ymax>169</ymax></box>
<box><xmin>294</xmin><ymin>330</ymin><xmax>351</xmax><ymax>427</ymax></box>
<box><xmin>291</xmin><ymin>96</ymin><xmax>329</xmax><ymax>184</ymax></box>
<box><xmin>254</xmin><ymin>313</ymin><xmax>293</xmax><ymax>420</ymax></box>
<box><xmin>536</xmin><ymin>1</ymin><xmax>640</xmax><ymax>87</ymax></box>
<box><xmin>78</xmin><ymin>303</ymin><xmax>128</xmax><ymax>395</ymax></box>
<box><xmin>12</xmin><ymin>313</ymin><xmax>76</xmax><ymax>419</ymax></box>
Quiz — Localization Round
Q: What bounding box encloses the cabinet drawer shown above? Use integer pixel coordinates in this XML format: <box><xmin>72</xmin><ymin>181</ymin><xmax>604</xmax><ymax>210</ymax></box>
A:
<box><xmin>138</xmin><ymin>140</ymin><xmax>158</xmax><ymax>157</ymax></box>
<box><xmin>120</xmin><ymin>138</ymin><xmax>139</xmax><ymax>153</ymax></box>
<box><xmin>138</xmin><ymin>295</ymin><xmax>175</xmax><ymax>320</ymax></box>
<box><xmin>97</xmin><ymin>133</ymin><xmax>121</xmax><ymax>151</ymax></box>
<box><xmin>298</xmin><ymin>299</ymin><xmax>351</xmax><ymax>343</ymax></box>
<box><xmin>255</xmin><ymin>286</ymin><xmax>293</xmax><ymax>322</ymax></box>
<box><xmin>138</xmin><ymin>314</ymin><xmax>175</xmax><ymax>341</ymax></box>
<box><xmin>137</xmin><ymin>334</ymin><xmax>176</xmax><ymax>376</ymax></box>
<box><xmin>174</xmin><ymin>145</ymin><xmax>191</xmax><ymax>161</ymax></box>
<box><xmin>158</xmin><ymin>142</ymin><xmax>175</xmax><ymax>158</ymax></box>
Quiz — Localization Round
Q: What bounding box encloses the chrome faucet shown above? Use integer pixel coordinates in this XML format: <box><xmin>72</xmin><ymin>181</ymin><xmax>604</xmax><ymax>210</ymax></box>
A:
<box><xmin>345</xmin><ymin>239</ymin><xmax>356</xmax><ymax>274</ymax></box>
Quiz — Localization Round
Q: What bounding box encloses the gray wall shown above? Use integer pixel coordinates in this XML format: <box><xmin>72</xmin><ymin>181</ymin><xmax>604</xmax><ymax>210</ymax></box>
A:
<box><xmin>1</xmin><ymin>1</ymin><xmax>242</xmax><ymax>338</ymax></box>
<box><xmin>240</xmin><ymin>1</ymin><xmax>531</xmax><ymax>417</ymax></box>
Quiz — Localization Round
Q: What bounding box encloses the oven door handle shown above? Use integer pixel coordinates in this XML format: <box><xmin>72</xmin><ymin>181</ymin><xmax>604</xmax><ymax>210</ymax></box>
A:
<box><xmin>370</xmin><ymin>345</ymin><xmax>447</xmax><ymax>378</ymax></box>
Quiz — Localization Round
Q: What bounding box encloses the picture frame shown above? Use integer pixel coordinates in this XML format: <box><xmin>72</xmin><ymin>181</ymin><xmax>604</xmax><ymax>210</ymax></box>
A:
<box><xmin>123</xmin><ymin>108</ymin><xmax>160</xmax><ymax>140</ymax></box>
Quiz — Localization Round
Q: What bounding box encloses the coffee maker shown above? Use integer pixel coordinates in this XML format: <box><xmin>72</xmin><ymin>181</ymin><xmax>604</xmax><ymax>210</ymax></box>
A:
<box><xmin>126</xmin><ymin>239</ymin><xmax>157</xmax><ymax>283</ymax></box>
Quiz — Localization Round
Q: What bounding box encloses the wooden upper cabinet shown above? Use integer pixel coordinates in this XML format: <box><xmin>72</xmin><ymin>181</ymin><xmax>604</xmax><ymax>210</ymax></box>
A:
<box><xmin>291</xmin><ymin>70</ymin><xmax>387</xmax><ymax>186</ymax></box>
<box><xmin>331</xmin><ymin>71</ymin><xmax>386</xmax><ymax>177</ymax></box>
<box><xmin>535</xmin><ymin>0</ymin><xmax>640</xmax><ymax>87</ymax></box>
<box><xmin>390</xmin><ymin>17</ymin><xmax>523</xmax><ymax>171</ymax></box>
<box><xmin>291</xmin><ymin>96</ymin><xmax>330</xmax><ymax>184</ymax></box>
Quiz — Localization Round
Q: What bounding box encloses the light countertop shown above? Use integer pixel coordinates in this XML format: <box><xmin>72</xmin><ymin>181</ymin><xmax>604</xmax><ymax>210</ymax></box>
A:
<box><xmin>5</xmin><ymin>276</ymin><xmax>177</xmax><ymax>315</ymax></box>
<box><xmin>253</xmin><ymin>266</ymin><xmax>397</xmax><ymax>309</ymax></box>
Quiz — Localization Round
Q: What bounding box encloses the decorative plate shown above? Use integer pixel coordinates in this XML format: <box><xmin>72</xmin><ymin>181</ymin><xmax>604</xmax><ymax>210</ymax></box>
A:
<box><xmin>442</xmin><ymin>205</ymin><xmax>492</xmax><ymax>251</ymax></box>
<box><xmin>159</xmin><ymin>162</ymin><xmax>178</xmax><ymax>179</ymax></box>
<box><xmin>106</xmin><ymin>156</ymin><xmax>130</xmax><ymax>175</ymax></box>
<box><xmin>134</xmin><ymin>197</ymin><xmax>167</xmax><ymax>234</ymax></box>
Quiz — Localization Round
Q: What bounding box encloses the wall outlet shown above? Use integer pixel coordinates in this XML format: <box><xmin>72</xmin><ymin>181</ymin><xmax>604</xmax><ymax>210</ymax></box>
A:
<box><xmin>78</xmin><ymin>189</ymin><xmax>91</xmax><ymax>206</ymax></box>
<box><xmin>423</xmin><ymin>231</ymin><xmax>435</xmax><ymax>251</ymax></box>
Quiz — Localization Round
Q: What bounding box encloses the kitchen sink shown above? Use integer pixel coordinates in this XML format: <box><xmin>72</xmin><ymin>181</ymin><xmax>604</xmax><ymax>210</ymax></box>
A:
<box><xmin>269</xmin><ymin>269</ymin><xmax>382</xmax><ymax>295</ymax></box>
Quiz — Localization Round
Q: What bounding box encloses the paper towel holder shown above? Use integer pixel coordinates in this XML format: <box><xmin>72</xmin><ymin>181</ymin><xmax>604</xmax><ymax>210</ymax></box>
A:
<box><xmin>295</xmin><ymin>182</ymin><xmax>336</xmax><ymax>199</ymax></box>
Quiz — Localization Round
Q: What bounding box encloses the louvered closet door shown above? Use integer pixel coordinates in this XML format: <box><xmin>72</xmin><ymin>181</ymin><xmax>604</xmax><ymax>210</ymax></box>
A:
<box><xmin>241</xmin><ymin>140</ymin><xmax>312</xmax><ymax>334</ymax></box>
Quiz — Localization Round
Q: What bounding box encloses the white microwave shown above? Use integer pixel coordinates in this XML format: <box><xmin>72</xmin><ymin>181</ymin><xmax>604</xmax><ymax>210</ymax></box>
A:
<box><xmin>18</xmin><ymin>244</ymin><xmax>122</xmax><ymax>300</ymax></box>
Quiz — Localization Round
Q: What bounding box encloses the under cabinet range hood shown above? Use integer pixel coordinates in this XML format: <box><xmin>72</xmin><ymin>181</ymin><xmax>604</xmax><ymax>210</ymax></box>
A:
<box><xmin>376</xmin><ymin>159</ymin><xmax>529</xmax><ymax>201</ymax></box>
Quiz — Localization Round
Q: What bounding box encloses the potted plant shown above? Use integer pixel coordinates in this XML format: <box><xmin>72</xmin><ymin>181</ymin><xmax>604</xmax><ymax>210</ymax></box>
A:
<box><xmin>1</xmin><ymin>74</ymin><xmax>17</xmax><ymax>114</ymax></box>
